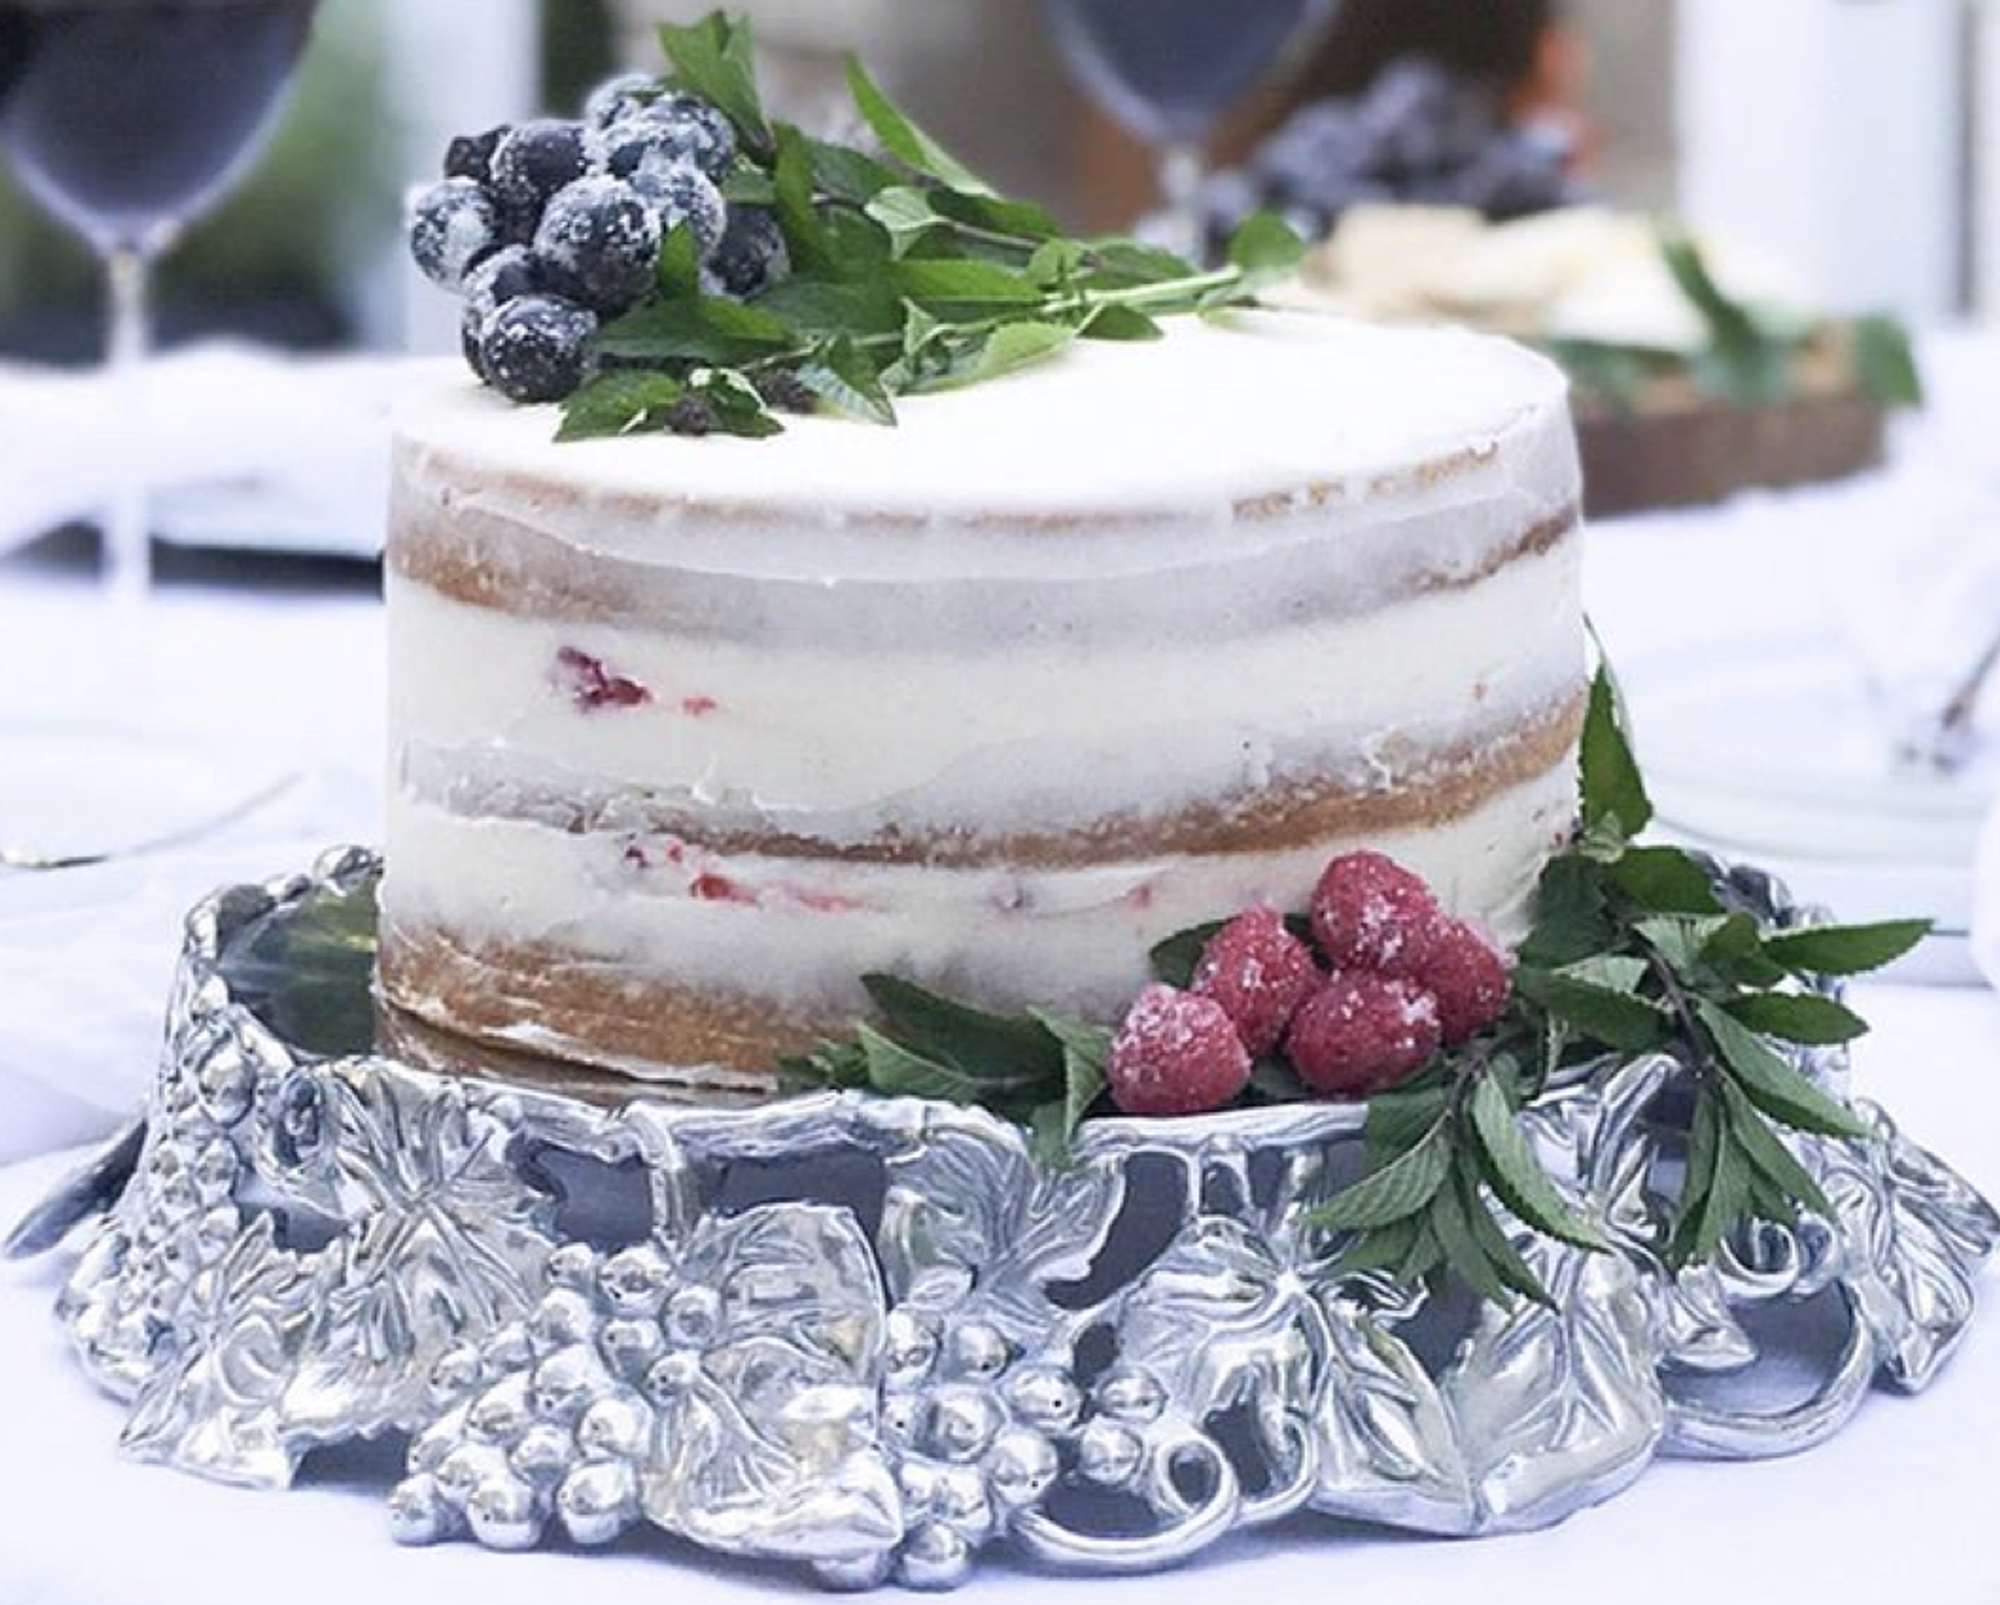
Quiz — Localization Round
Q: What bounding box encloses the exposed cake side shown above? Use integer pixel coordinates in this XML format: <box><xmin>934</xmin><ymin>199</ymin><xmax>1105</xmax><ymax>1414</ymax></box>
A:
<box><xmin>380</xmin><ymin>312</ymin><xmax>1587</xmax><ymax>1087</ymax></box>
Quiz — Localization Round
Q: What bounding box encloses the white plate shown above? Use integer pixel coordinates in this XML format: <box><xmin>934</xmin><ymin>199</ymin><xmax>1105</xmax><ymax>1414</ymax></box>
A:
<box><xmin>1619</xmin><ymin>635</ymin><xmax>1987</xmax><ymax>983</ymax></box>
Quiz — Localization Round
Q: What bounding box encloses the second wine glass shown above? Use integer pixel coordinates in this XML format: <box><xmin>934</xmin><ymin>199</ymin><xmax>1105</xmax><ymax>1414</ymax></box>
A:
<box><xmin>1046</xmin><ymin>0</ymin><xmax>1333</xmax><ymax>252</ymax></box>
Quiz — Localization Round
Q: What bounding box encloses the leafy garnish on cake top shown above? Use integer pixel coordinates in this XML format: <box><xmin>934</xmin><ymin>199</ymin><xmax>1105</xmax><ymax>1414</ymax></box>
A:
<box><xmin>406</xmin><ymin>10</ymin><xmax>1304</xmax><ymax>440</ymax></box>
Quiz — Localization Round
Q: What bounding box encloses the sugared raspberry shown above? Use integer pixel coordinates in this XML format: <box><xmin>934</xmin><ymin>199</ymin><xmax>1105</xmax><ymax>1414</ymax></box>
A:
<box><xmin>1416</xmin><ymin>918</ymin><xmax>1514</xmax><ymax>1043</ymax></box>
<box><xmin>1191</xmin><ymin>907</ymin><xmax>1320</xmax><ymax>1057</ymax></box>
<box><xmin>1308</xmin><ymin>851</ymin><xmax>1445</xmax><ymax>977</ymax></box>
<box><xmin>1107</xmin><ymin>986</ymin><xmax>1252</xmax><ymax>1118</ymax></box>
<box><xmin>1285</xmin><ymin>975</ymin><xmax>1441</xmax><ymax>1098</ymax></box>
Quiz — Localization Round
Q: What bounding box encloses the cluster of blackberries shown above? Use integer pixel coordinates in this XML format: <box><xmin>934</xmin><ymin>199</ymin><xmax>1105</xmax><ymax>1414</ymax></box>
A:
<box><xmin>406</xmin><ymin>75</ymin><xmax>791</xmax><ymax>405</ymax></box>
<box><xmin>1195</xmin><ymin>58</ymin><xmax>1580</xmax><ymax>257</ymax></box>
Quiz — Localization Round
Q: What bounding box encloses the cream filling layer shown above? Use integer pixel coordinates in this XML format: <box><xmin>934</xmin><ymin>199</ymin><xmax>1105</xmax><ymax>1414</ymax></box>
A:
<box><xmin>389</xmin><ymin>539</ymin><xmax>1583</xmax><ymax>827</ymax></box>
<box><xmin>381</xmin><ymin>764</ymin><xmax>1576</xmax><ymax>1023</ymax></box>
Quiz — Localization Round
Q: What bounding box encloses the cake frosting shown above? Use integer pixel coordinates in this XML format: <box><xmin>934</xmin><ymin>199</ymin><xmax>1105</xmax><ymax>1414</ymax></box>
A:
<box><xmin>379</xmin><ymin>308</ymin><xmax>1586</xmax><ymax>1092</ymax></box>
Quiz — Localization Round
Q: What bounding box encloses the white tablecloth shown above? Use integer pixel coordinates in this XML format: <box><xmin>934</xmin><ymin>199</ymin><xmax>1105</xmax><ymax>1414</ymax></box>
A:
<box><xmin>3</xmin><ymin>984</ymin><xmax>1995</xmax><ymax>1605</ymax></box>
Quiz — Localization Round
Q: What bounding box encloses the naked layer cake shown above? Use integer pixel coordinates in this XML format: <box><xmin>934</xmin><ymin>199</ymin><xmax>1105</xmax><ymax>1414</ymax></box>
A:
<box><xmin>379</xmin><ymin>309</ymin><xmax>1585</xmax><ymax>1093</ymax></box>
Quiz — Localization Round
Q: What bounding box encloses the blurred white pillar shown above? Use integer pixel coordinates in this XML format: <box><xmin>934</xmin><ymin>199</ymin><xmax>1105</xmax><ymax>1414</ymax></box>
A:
<box><xmin>1978</xmin><ymin>0</ymin><xmax>2000</xmax><ymax>316</ymax></box>
<box><xmin>1677</xmin><ymin>0</ymin><xmax>1963</xmax><ymax>321</ymax></box>
<box><xmin>379</xmin><ymin>0</ymin><xmax>542</xmax><ymax>354</ymax></box>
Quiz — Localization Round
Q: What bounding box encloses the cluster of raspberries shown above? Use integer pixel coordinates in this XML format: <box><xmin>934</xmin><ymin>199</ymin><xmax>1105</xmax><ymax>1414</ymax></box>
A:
<box><xmin>1107</xmin><ymin>852</ymin><xmax>1513</xmax><ymax>1118</ymax></box>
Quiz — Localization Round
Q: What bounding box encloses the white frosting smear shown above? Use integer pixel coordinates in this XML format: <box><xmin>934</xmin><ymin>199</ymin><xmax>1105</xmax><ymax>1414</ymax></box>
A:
<box><xmin>394</xmin><ymin>308</ymin><xmax>1575</xmax><ymax>539</ymax></box>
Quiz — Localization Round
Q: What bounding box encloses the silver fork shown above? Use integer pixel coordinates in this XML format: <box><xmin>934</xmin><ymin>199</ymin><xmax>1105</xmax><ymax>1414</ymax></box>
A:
<box><xmin>0</xmin><ymin>772</ymin><xmax>302</xmax><ymax>872</ymax></box>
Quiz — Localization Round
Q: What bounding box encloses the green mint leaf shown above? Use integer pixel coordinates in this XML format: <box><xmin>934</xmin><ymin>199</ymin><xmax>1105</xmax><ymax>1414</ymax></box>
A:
<box><xmin>1247</xmin><ymin>1056</ymin><xmax>1311</xmax><ymax>1105</ymax></box>
<box><xmin>718</xmin><ymin>160</ymin><xmax>776</xmax><ymax>206</ymax></box>
<box><xmin>931</xmin><ymin>186</ymin><xmax>1063</xmax><ymax>247</ymax></box>
<box><xmin>1088</xmin><ymin>238</ymin><xmax>1199</xmax><ymax>286</ymax></box>
<box><xmin>1227</xmin><ymin>211</ymin><xmax>1307</xmax><ymax>283</ymax></box>
<box><xmin>960</xmin><ymin>321</ymin><xmax>1077</xmax><ymax>386</ymax></box>
<box><xmin>1327</xmin><ymin>1213</ymin><xmax>1425</xmax><ymax>1281</ymax></box>
<box><xmin>861</xmin><ymin>973</ymin><xmax>1064</xmax><ymax>1093</ymax></box>
<box><xmin>657</xmin><ymin>221</ymin><xmax>701</xmax><ymax>300</ymax></box>
<box><xmin>657</xmin><ymin>12</ymin><xmax>771</xmax><ymax>153</ymax></box>
<box><xmin>772</xmin><ymin>122</ymin><xmax>836</xmax><ymax>275</ymax></box>
<box><xmin>1150</xmin><ymin>921</ymin><xmax>1227</xmax><ymax>988</ymax></box>
<box><xmin>1634</xmin><ymin>914</ymin><xmax>1731</xmax><ymax>979</ymax></box>
<box><xmin>1716</xmin><ymin>1077</ymin><xmax>1836</xmax><ymax>1222</ymax></box>
<box><xmin>598</xmin><ymin>296</ymin><xmax>799</xmax><ymax>367</ymax></box>
<box><xmin>1691</xmin><ymin>1128</ymin><xmax>1753</xmax><ymax>1260</ymax></box>
<box><xmin>1700</xmin><ymin>912</ymin><xmax>1790</xmax><ymax>989</ymax></box>
<box><xmin>1519</xmin><ymin>854</ymin><xmax>1614</xmax><ymax>968</ymax></box>
<box><xmin>844</xmin><ymin>55</ymin><xmax>994</xmax><ymax>196</ymax></box>
<box><xmin>777</xmin><ymin>1039</ymin><xmax>871</xmax><ymax>1094</ymax></box>
<box><xmin>858</xmin><ymin>1023</ymin><xmax>984</xmax><ymax>1103</ymax></box>
<box><xmin>865</xmin><ymin>185</ymin><xmax>945</xmax><ymax>254</ymax></box>
<box><xmin>1695</xmin><ymin>1000</ymin><xmax>1872</xmax><ymax>1140</ymax></box>
<box><xmin>1362</xmin><ymin>1079</ymin><xmax>1450</xmax><ymax>1162</ymax></box>
<box><xmin>795</xmin><ymin>335</ymin><xmax>897</xmax><ymax>425</ymax></box>
<box><xmin>1029</xmin><ymin>1010</ymin><xmax>1111</xmax><ymax>1151</ymax></box>
<box><xmin>1761</xmin><ymin>919</ymin><xmax>1931</xmax><ymax>977</ymax></box>
<box><xmin>1556</xmin><ymin>954</ymin><xmax>1649</xmax><ymax>995</ymax></box>
<box><xmin>556</xmin><ymin>372</ymin><xmax>686</xmax><ymax>442</ymax></box>
<box><xmin>1611</xmin><ymin>846</ymin><xmax>1722</xmax><ymax>914</ymax></box>
<box><xmin>889</xmin><ymin>258</ymin><xmax>1043</xmax><ymax>317</ymax></box>
<box><xmin>1310</xmin><ymin>1126</ymin><xmax>1452</xmax><ymax>1232</ymax></box>
<box><xmin>1467</xmin><ymin>1075</ymin><xmax>1610</xmax><ymax>1250</ymax></box>
<box><xmin>1853</xmin><ymin>314</ymin><xmax>1924</xmax><ymax>408</ymax></box>
<box><xmin>806</xmin><ymin>137</ymin><xmax>901</xmax><ymax>205</ymax></box>
<box><xmin>1081</xmin><ymin>304</ymin><xmax>1165</xmax><ymax>342</ymax></box>
<box><xmin>686</xmin><ymin>367</ymin><xmax>785</xmax><ymax>438</ymax></box>
<box><xmin>1724</xmin><ymin>992</ymin><xmax>1870</xmax><ymax>1046</ymax></box>
<box><xmin>752</xmin><ymin>277</ymin><xmax>904</xmax><ymax>339</ymax></box>
<box><xmin>1438</xmin><ymin>1160</ymin><xmax>1554</xmax><ymax>1307</ymax></box>
<box><xmin>1670</xmin><ymin>1089</ymin><xmax>1724</xmax><ymax>1263</ymax></box>
<box><xmin>1514</xmin><ymin>967</ymin><xmax>1670</xmax><ymax>1052</ymax></box>
<box><xmin>1580</xmin><ymin>662</ymin><xmax>1653</xmax><ymax>837</ymax></box>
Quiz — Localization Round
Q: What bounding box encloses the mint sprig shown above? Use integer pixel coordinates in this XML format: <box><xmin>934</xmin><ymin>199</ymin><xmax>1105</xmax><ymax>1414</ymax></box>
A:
<box><xmin>1318</xmin><ymin>662</ymin><xmax>1926</xmax><ymax>1302</ymax></box>
<box><xmin>782</xmin><ymin>976</ymin><xmax>1111</xmax><ymax>1168</ymax></box>
<box><xmin>561</xmin><ymin>13</ymin><xmax>1305</xmax><ymax>442</ymax></box>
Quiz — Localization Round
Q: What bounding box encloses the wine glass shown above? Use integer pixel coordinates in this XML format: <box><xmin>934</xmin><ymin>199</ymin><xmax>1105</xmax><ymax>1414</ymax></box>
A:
<box><xmin>0</xmin><ymin>0</ymin><xmax>318</xmax><ymax>867</ymax></box>
<box><xmin>1045</xmin><ymin>0</ymin><xmax>1335</xmax><ymax>252</ymax></box>
<box><xmin>0</xmin><ymin>0</ymin><xmax>320</xmax><ymax>610</ymax></box>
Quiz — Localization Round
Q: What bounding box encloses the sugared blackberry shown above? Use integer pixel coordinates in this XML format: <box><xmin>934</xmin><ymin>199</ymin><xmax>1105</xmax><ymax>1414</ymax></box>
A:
<box><xmin>445</xmin><ymin>126</ymin><xmax>508</xmax><ymax>185</ymax></box>
<box><xmin>490</xmin><ymin>120</ymin><xmax>599</xmax><ymax>213</ymax></box>
<box><xmin>408</xmin><ymin>177</ymin><xmax>502</xmax><ymax>293</ymax></box>
<box><xmin>755</xmin><ymin>368</ymin><xmax>815</xmax><ymax>415</ymax></box>
<box><xmin>604</xmin><ymin>93</ymin><xmax>736</xmax><ymax>182</ymax></box>
<box><xmin>464</xmin><ymin>244</ymin><xmax>546</xmax><ymax>329</ymax></box>
<box><xmin>628</xmin><ymin>158</ymin><xmax>727</xmax><ymax>260</ymax></box>
<box><xmin>585</xmin><ymin>71</ymin><xmax>660</xmax><ymax>131</ymax></box>
<box><xmin>664</xmin><ymin>395</ymin><xmax>714</xmax><ymax>436</ymax></box>
<box><xmin>709</xmin><ymin>205</ymin><xmax>789</xmax><ymax>299</ymax></box>
<box><xmin>534</xmin><ymin>176</ymin><xmax>663</xmax><ymax>315</ymax></box>
<box><xmin>479</xmin><ymin>294</ymin><xmax>598</xmax><ymax>404</ymax></box>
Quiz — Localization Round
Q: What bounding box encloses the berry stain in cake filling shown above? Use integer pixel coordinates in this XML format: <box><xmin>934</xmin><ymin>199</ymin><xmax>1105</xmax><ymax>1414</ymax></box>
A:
<box><xmin>554</xmin><ymin>647</ymin><xmax>652</xmax><ymax>712</ymax></box>
<box><xmin>680</xmin><ymin>694</ymin><xmax>719</xmax><ymax>718</ymax></box>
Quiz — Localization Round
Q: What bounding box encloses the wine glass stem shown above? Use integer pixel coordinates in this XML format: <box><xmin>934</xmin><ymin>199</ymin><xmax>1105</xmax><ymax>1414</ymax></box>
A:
<box><xmin>104</xmin><ymin>246</ymin><xmax>154</xmax><ymax>613</ymax></box>
<box><xmin>1157</xmin><ymin>142</ymin><xmax>1206</xmax><ymax>258</ymax></box>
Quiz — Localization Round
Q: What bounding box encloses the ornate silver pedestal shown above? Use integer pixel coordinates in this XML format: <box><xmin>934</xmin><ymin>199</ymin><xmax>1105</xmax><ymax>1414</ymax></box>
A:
<box><xmin>11</xmin><ymin>848</ymin><xmax>1997</xmax><ymax>1592</ymax></box>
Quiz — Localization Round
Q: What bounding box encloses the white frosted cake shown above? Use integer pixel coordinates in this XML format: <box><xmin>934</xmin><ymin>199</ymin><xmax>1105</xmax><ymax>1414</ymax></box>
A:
<box><xmin>380</xmin><ymin>309</ymin><xmax>1585</xmax><ymax>1092</ymax></box>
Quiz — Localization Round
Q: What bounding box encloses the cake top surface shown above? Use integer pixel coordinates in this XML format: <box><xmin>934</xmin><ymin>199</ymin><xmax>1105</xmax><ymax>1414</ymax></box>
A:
<box><xmin>397</xmin><ymin>308</ymin><xmax>1572</xmax><ymax>522</ymax></box>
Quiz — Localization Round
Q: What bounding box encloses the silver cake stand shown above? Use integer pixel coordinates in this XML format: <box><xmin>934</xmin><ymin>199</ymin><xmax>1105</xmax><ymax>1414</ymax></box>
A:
<box><xmin>8</xmin><ymin>847</ymin><xmax>1997</xmax><ymax>1593</ymax></box>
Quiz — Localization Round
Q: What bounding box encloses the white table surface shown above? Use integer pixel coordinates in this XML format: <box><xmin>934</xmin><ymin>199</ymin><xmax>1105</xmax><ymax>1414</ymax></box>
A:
<box><xmin>3</xmin><ymin>983</ymin><xmax>1996</xmax><ymax>1605</ymax></box>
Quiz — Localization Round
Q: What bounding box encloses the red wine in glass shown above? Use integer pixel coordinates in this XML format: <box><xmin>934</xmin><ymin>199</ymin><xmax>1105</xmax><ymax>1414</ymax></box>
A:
<box><xmin>1047</xmin><ymin>0</ymin><xmax>1333</xmax><ymax>249</ymax></box>
<box><xmin>0</xmin><ymin>0</ymin><xmax>318</xmax><ymax>605</ymax></box>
